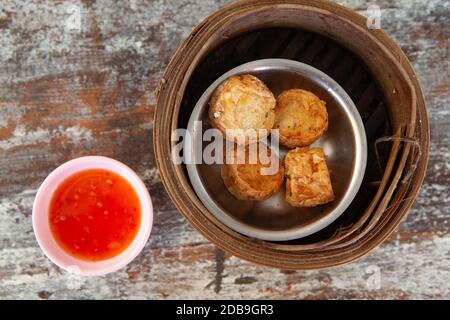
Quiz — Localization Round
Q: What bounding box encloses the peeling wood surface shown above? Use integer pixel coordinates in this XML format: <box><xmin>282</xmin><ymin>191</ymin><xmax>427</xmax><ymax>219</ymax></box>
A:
<box><xmin>0</xmin><ymin>0</ymin><xmax>448</xmax><ymax>300</ymax></box>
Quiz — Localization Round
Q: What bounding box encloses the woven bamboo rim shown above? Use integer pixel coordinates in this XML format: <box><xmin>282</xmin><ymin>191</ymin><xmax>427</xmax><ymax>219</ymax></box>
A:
<box><xmin>154</xmin><ymin>0</ymin><xmax>429</xmax><ymax>269</ymax></box>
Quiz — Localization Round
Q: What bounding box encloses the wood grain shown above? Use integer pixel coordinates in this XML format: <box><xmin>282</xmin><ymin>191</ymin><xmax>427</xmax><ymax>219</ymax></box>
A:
<box><xmin>0</xmin><ymin>0</ymin><xmax>448</xmax><ymax>299</ymax></box>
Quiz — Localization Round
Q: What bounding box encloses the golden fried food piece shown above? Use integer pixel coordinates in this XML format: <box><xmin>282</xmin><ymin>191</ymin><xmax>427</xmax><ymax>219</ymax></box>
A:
<box><xmin>221</xmin><ymin>145</ymin><xmax>284</xmax><ymax>201</ymax></box>
<box><xmin>209</xmin><ymin>74</ymin><xmax>276</xmax><ymax>145</ymax></box>
<box><xmin>285</xmin><ymin>147</ymin><xmax>334</xmax><ymax>207</ymax></box>
<box><xmin>274</xmin><ymin>89</ymin><xmax>328</xmax><ymax>148</ymax></box>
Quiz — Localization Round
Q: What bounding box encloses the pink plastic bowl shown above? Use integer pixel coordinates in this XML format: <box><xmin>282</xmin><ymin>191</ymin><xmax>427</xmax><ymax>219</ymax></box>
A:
<box><xmin>32</xmin><ymin>156</ymin><xmax>153</xmax><ymax>276</ymax></box>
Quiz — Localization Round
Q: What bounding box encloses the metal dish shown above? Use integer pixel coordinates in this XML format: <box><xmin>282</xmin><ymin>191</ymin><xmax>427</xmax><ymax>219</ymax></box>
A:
<box><xmin>186</xmin><ymin>59</ymin><xmax>367</xmax><ymax>241</ymax></box>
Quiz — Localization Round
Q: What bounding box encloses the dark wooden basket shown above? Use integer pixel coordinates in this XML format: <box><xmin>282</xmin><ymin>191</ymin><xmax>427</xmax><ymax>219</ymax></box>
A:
<box><xmin>154</xmin><ymin>0</ymin><xmax>429</xmax><ymax>269</ymax></box>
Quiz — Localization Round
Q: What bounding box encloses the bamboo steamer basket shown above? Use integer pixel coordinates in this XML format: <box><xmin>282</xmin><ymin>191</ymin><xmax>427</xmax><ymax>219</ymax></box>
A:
<box><xmin>154</xmin><ymin>0</ymin><xmax>429</xmax><ymax>269</ymax></box>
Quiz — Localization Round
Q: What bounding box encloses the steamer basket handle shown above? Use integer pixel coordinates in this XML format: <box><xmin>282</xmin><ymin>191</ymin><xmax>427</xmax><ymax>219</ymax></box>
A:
<box><xmin>374</xmin><ymin>135</ymin><xmax>422</xmax><ymax>184</ymax></box>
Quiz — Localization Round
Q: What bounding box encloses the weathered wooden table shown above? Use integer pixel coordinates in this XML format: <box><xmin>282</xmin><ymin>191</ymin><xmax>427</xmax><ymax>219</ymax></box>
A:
<box><xmin>0</xmin><ymin>0</ymin><xmax>448</xmax><ymax>300</ymax></box>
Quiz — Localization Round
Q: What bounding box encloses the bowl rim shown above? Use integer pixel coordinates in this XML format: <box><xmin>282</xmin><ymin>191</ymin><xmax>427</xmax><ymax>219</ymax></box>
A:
<box><xmin>32</xmin><ymin>156</ymin><xmax>153</xmax><ymax>276</ymax></box>
<box><xmin>186</xmin><ymin>58</ymin><xmax>367</xmax><ymax>241</ymax></box>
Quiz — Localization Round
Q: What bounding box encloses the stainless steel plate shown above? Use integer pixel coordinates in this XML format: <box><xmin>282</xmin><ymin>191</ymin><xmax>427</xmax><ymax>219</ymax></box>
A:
<box><xmin>186</xmin><ymin>59</ymin><xmax>367</xmax><ymax>241</ymax></box>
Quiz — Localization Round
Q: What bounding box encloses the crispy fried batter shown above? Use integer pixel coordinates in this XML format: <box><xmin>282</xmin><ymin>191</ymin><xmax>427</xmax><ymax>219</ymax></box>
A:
<box><xmin>221</xmin><ymin>145</ymin><xmax>284</xmax><ymax>201</ymax></box>
<box><xmin>274</xmin><ymin>89</ymin><xmax>328</xmax><ymax>148</ymax></box>
<box><xmin>285</xmin><ymin>147</ymin><xmax>334</xmax><ymax>207</ymax></box>
<box><xmin>209</xmin><ymin>74</ymin><xmax>276</xmax><ymax>145</ymax></box>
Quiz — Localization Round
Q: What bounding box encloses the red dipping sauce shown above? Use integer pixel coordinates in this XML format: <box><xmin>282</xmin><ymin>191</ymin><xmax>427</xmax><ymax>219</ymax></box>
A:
<box><xmin>49</xmin><ymin>169</ymin><xmax>141</xmax><ymax>262</ymax></box>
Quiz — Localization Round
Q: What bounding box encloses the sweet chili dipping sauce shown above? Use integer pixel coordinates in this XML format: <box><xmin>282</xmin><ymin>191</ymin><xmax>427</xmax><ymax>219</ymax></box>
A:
<box><xmin>49</xmin><ymin>169</ymin><xmax>141</xmax><ymax>261</ymax></box>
